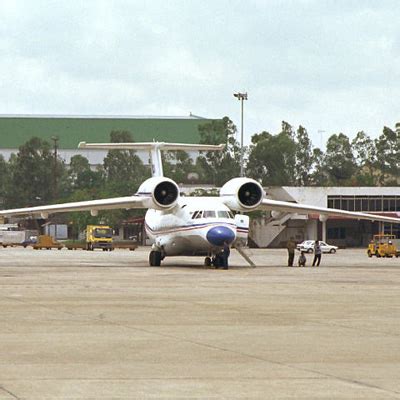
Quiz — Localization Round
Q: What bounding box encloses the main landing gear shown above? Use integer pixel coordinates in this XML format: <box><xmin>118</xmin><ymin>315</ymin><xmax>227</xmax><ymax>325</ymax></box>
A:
<box><xmin>149</xmin><ymin>250</ymin><xmax>162</xmax><ymax>267</ymax></box>
<box><xmin>204</xmin><ymin>255</ymin><xmax>227</xmax><ymax>269</ymax></box>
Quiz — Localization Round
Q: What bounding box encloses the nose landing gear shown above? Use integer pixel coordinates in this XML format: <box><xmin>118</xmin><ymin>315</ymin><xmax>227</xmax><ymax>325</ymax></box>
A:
<box><xmin>204</xmin><ymin>254</ymin><xmax>227</xmax><ymax>269</ymax></box>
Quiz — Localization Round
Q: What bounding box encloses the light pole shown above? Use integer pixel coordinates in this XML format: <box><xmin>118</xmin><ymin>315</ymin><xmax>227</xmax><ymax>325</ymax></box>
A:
<box><xmin>51</xmin><ymin>136</ymin><xmax>59</xmax><ymax>199</ymax></box>
<box><xmin>51</xmin><ymin>136</ymin><xmax>59</xmax><ymax>239</ymax></box>
<box><xmin>233</xmin><ymin>92</ymin><xmax>248</xmax><ymax>177</ymax></box>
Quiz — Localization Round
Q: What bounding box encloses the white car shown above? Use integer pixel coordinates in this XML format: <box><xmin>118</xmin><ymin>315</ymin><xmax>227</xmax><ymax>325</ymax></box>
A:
<box><xmin>296</xmin><ymin>240</ymin><xmax>338</xmax><ymax>254</ymax></box>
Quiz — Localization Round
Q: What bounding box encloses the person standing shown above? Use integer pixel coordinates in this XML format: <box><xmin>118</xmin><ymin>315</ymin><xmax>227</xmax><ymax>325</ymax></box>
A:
<box><xmin>222</xmin><ymin>241</ymin><xmax>230</xmax><ymax>270</ymax></box>
<box><xmin>286</xmin><ymin>237</ymin><xmax>296</xmax><ymax>267</ymax></box>
<box><xmin>312</xmin><ymin>240</ymin><xmax>322</xmax><ymax>266</ymax></box>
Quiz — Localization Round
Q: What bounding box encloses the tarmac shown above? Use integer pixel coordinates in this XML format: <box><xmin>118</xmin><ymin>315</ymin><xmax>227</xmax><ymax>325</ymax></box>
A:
<box><xmin>0</xmin><ymin>246</ymin><xmax>400</xmax><ymax>399</ymax></box>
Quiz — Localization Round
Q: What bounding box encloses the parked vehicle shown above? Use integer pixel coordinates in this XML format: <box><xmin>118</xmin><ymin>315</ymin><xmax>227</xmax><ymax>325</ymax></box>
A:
<box><xmin>296</xmin><ymin>240</ymin><xmax>338</xmax><ymax>254</ymax></box>
<box><xmin>367</xmin><ymin>234</ymin><xmax>399</xmax><ymax>258</ymax></box>
<box><xmin>86</xmin><ymin>225</ymin><xmax>113</xmax><ymax>251</ymax></box>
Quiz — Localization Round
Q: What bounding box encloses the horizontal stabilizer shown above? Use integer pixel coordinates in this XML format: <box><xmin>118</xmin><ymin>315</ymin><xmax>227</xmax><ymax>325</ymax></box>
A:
<box><xmin>78</xmin><ymin>142</ymin><xmax>225</xmax><ymax>152</ymax></box>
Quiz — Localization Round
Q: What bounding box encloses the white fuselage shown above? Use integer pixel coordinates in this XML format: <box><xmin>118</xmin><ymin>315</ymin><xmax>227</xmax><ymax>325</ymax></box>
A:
<box><xmin>145</xmin><ymin>197</ymin><xmax>249</xmax><ymax>256</ymax></box>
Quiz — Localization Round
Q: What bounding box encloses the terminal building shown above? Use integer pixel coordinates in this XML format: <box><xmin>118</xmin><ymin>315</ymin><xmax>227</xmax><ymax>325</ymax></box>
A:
<box><xmin>251</xmin><ymin>186</ymin><xmax>400</xmax><ymax>248</ymax></box>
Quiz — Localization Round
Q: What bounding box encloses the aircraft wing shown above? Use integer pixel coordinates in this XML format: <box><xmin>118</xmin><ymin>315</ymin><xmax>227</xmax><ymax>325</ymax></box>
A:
<box><xmin>0</xmin><ymin>195</ymin><xmax>148</xmax><ymax>218</ymax></box>
<box><xmin>260</xmin><ymin>198</ymin><xmax>400</xmax><ymax>224</ymax></box>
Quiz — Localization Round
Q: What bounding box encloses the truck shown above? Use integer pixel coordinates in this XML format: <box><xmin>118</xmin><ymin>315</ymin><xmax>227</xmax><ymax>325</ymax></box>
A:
<box><xmin>86</xmin><ymin>225</ymin><xmax>113</xmax><ymax>251</ymax></box>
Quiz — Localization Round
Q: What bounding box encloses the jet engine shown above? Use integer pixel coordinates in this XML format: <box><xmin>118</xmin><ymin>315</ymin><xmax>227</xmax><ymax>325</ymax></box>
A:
<box><xmin>136</xmin><ymin>177</ymin><xmax>179</xmax><ymax>210</ymax></box>
<box><xmin>220</xmin><ymin>178</ymin><xmax>264</xmax><ymax>211</ymax></box>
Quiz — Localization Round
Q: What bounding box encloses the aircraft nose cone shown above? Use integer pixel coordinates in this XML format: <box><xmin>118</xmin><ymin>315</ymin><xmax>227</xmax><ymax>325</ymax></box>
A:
<box><xmin>206</xmin><ymin>226</ymin><xmax>235</xmax><ymax>246</ymax></box>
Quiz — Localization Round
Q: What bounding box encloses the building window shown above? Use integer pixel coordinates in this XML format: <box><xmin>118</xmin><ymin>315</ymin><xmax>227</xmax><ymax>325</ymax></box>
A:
<box><xmin>328</xmin><ymin>195</ymin><xmax>400</xmax><ymax>212</ymax></box>
<box><xmin>327</xmin><ymin>227</ymin><xmax>346</xmax><ymax>239</ymax></box>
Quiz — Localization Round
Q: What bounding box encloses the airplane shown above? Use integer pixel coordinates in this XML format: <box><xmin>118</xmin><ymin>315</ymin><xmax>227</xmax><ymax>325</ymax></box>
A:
<box><xmin>1</xmin><ymin>141</ymin><xmax>400</xmax><ymax>268</ymax></box>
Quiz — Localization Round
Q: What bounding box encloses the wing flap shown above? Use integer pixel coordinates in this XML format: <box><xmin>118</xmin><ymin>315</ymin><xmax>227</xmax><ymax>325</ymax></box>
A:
<box><xmin>260</xmin><ymin>198</ymin><xmax>400</xmax><ymax>224</ymax></box>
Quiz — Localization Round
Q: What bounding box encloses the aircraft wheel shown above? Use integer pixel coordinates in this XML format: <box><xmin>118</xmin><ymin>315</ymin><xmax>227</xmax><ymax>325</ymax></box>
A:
<box><xmin>149</xmin><ymin>251</ymin><xmax>162</xmax><ymax>267</ymax></box>
<box><xmin>204</xmin><ymin>257</ymin><xmax>212</xmax><ymax>267</ymax></box>
<box><xmin>213</xmin><ymin>254</ymin><xmax>223</xmax><ymax>268</ymax></box>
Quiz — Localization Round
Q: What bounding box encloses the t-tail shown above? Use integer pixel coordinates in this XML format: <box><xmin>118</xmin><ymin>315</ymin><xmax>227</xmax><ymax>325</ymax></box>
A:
<box><xmin>78</xmin><ymin>141</ymin><xmax>225</xmax><ymax>177</ymax></box>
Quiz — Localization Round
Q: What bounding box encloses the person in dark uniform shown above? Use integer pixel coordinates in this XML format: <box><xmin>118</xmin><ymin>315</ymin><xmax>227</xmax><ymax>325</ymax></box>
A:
<box><xmin>286</xmin><ymin>237</ymin><xmax>296</xmax><ymax>267</ymax></box>
<box><xmin>222</xmin><ymin>240</ymin><xmax>230</xmax><ymax>269</ymax></box>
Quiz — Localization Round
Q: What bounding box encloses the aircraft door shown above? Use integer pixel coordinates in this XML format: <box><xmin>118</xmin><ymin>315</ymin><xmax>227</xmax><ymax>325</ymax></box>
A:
<box><xmin>234</xmin><ymin>214</ymin><xmax>250</xmax><ymax>246</ymax></box>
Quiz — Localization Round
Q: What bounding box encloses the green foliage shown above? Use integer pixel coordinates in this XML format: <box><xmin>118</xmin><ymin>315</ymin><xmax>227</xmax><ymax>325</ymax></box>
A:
<box><xmin>103</xmin><ymin>130</ymin><xmax>150</xmax><ymax>195</ymax></box>
<box><xmin>246</xmin><ymin>122</ymin><xmax>296</xmax><ymax>186</ymax></box>
<box><xmin>5</xmin><ymin>137</ymin><xmax>68</xmax><ymax>208</ymax></box>
<box><xmin>324</xmin><ymin>133</ymin><xmax>357</xmax><ymax>185</ymax></box>
<box><xmin>351</xmin><ymin>131</ymin><xmax>377</xmax><ymax>185</ymax></box>
<box><xmin>294</xmin><ymin>125</ymin><xmax>314</xmax><ymax>185</ymax></box>
<box><xmin>375</xmin><ymin>127</ymin><xmax>400</xmax><ymax>185</ymax></box>
<box><xmin>195</xmin><ymin>117</ymin><xmax>241</xmax><ymax>185</ymax></box>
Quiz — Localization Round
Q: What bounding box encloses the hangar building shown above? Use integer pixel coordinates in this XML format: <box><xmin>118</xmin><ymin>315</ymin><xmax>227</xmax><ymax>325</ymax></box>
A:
<box><xmin>0</xmin><ymin>114</ymin><xmax>215</xmax><ymax>165</ymax></box>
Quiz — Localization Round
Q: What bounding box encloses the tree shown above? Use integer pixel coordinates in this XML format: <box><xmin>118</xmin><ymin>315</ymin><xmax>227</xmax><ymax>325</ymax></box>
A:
<box><xmin>163</xmin><ymin>150</ymin><xmax>197</xmax><ymax>184</ymax></box>
<box><xmin>309</xmin><ymin>148</ymin><xmax>328</xmax><ymax>186</ymax></box>
<box><xmin>195</xmin><ymin>117</ymin><xmax>241</xmax><ymax>185</ymax></box>
<box><xmin>375</xmin><ymin>127</ymin><xmax>400</xmax><ymax>185</ymax></box>
<box><xmin>323</xmin><ymin>133</ymin><xmax>357</xmax><ymax>185</ymax></box>
<box><xmin>69</xmin><ymin>154</ymin><xmax>104</xmax><ymax>192</ymax></box>
<box><xmin>246</xmin><ymin>122</ymin><xmax>296</xmax><ymax>186</ymax></box>
<box><xmin>0</xmin><ymin>155</ymin><xmax>10</xmax><ymax>208</ymax></box>
<box><xmin>351</xmin><ymin>131</ymin><xmax>377</xmax><ymax>185</ymax></box>
<box><xmin>294</xmin><ymin>125</ymin><xmax>313</xmax><ymax>185</ymax></box>
<box><xmin>7</xmin><ymin>137</ymin><xmax>67</xmax><ymax>207</ymax></box>
<box><xmin>103</xmin><ymin>131</ymin><xmax>149</xmax><ymax>195</ymax></box>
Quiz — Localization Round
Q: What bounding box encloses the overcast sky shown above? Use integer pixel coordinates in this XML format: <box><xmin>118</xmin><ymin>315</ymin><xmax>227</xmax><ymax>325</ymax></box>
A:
<box><xmin>1</xmin><ymin>0</ymin><xmax>399</xmax><ymax>148</ymax></box>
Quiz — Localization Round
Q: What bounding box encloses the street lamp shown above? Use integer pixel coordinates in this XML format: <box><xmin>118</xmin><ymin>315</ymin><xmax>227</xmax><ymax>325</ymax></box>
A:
<box><xmin>51</xmin><ymin>136</ymin><xmax>59</xmax><ymax>199</ymax></box>
<box><xmin>51</xmin><ymin>136</ymin><xmax>59</xmax><ymax>239</ymax></box>
<box><xmin>233</xmin><ymin>92</ymin><xmax>248</xmax><ymax>177</ymax></box>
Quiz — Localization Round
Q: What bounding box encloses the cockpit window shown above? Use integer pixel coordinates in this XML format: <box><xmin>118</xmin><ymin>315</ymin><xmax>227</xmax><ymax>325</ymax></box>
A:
<box><xmin>203</xmin><ymin>211</ymin><xmax>216</xmax><ymax>218</ymax></box>
<box><xmin>192</xmin><ymin>211</ymin><xmax>204</xmax><ymax>219</ymax></box>
<box><xmin>217</xmin><ymin>210</ymin><xmax>234</xmax><ymax>218</ymax></box>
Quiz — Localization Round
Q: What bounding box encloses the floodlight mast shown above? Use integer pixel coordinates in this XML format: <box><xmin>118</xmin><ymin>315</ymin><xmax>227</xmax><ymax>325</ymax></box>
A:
<box><xmin>233</xmin><ymin>92</ymin><xmax>248</xmax><ymax>177</ymax></box>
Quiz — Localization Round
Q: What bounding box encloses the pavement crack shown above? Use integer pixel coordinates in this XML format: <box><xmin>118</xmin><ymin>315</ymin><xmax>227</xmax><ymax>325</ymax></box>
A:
<box><xmin>0</xmin><ymin>384</ymin><xmax>22</xmax><ymax>400</ymax></box>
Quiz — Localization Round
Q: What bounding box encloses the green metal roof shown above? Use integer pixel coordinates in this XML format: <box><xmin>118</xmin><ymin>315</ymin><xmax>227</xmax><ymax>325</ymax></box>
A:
<box><xmin>0</xmin><ymin>115</ymin><xmax>216</xmax><ymax>149</ymax></box>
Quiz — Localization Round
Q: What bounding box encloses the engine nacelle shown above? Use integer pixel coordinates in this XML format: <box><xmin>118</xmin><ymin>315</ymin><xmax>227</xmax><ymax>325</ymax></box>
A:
<box><xmin>220</xmin><ymin>178</ymin><xmax>265</xmax><ymax>211</ymax></box>
<box><xmin>136</xmin><ymin>177</ymin><xmax>179</xmax><ymax>210</ymax></box>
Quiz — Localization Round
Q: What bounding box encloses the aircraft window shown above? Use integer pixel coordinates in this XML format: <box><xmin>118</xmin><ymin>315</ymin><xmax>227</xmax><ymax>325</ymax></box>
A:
<box><xmin>194</xmin><ymin>211</ymin><xmax>203</xmax><ymax>219</ymax></box>
<box><xmin>192</xmin><ymin>211</ymin><xmax>199</xmax><ymax>219</ymax></box>
<box><xmin>217</xmin><ymin>211</ymin><xmax>232</xmax><ymax>218</ymax></box>
<box><xmin>203</xmin><ymin>211</ymin><xmax>216</xmax><ymax>218</ymax></box>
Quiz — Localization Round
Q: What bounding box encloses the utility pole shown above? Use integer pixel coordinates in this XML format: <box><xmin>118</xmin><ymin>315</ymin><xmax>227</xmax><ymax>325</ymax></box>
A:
<box><xmin>233</xmin><ymin>92</ymin><xmax>248</xmax><ymax>177</ymax></box>
<box><xmin>51</xmin><ymin>136</ymin><xmax>59</xmax><ymax>199</ymax></box>
<box><xmin>51</xmin><ymin>136</ymin><xmax>59</xmax><ymax>239</ymax></box>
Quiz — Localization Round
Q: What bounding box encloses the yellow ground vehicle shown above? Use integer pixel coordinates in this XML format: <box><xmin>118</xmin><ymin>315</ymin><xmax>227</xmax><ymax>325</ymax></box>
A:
<box><xmin>367</xmin><ymin>234</ymin><xmax>399</xmax><ymax>258</ymax></box>
<box><xmin>86</xmin><ymin>225</ymin><xmax>113</xmax><ymax>251</ymax></box>
<box><xmin>33</xmin><ymin>235</ymin><xmax>63</xmax><ymax>250</ymax></box>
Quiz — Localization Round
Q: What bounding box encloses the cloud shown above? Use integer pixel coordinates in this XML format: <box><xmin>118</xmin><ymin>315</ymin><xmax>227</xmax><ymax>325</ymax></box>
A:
<box><xmin>0</xmin><ymin>0</ymin><xmax>399</xmax><ymax>146</ymax></box>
